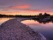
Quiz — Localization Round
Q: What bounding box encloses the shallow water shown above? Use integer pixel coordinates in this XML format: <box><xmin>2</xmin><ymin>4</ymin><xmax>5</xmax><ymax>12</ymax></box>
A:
<box><xmin>21</xmin><ymin>20</ymin><xmax>53</xmax><ymax>40</ymax></box>
<box><xmin>0</xmin><ymin>18</ymin><xmax>13</xmax><ymax>25</ymax></box>
<box><xmin>0</xmin><ymin>18</ymin><xmax>53</xmax><ymax>40</ymax></box>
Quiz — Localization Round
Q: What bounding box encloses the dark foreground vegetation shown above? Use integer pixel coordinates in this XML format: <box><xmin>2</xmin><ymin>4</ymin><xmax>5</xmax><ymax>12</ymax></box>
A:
<box><xmin>0</xmin><ymin>13</ymin><xmax>53</xmax><ymax>24</ymax></box>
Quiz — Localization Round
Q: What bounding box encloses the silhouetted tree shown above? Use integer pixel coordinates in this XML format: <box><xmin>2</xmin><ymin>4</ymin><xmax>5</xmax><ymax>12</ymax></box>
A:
<box><xmin>44</xmin><ymin>13</ymin><xmax>50</xmax><ymax>16</ymax></box>
<box><xmin>38</xmin><ymin>13</ymin><xmax>43</xmax><ymax>19</ymax></box>
<box><xmin>39</xmin><ymin>13</ymin><xmax>42</xmax><ymax>16</ymax></box>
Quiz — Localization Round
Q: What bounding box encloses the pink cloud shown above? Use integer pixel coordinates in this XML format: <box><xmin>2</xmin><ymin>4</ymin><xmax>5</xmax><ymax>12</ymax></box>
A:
<box><xmin>8</xmin><ymin>4</ymin><xmax>30</xmax><ymax>9</ymax></box>
<box><xmin>22</xmin><ymin>9</ymin><xmax>46</xmax><ymax>12</ymax></box>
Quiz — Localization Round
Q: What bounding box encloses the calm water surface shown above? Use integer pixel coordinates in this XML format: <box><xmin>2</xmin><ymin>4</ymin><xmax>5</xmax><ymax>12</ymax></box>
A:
<box><xmin>0</xmin><ymin>18</ymin><xmax>53</xmax><ymax>40</ymax></box>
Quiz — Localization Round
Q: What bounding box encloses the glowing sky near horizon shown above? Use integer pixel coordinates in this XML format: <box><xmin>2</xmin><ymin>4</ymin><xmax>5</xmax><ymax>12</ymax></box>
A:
<box><xmin>0</xmin><ymin>0</ymin><xmax>53</xmax><ymax>15</ymax></box>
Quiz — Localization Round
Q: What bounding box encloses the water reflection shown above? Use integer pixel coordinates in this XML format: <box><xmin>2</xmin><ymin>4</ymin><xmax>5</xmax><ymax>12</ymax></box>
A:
<box><xmin>0</xmin><ymin>18</ymin><xmax>13</xmax><ymax>25</ymax></box>
<box><xmin>21</xmin><ymin>20</ymin><xmax>53</xmax><ymax>32</ymax></box>
<box><xmin>21</xmin><ymin>20</ymin><xmax>53</xmax><ymax>40</ymax></box>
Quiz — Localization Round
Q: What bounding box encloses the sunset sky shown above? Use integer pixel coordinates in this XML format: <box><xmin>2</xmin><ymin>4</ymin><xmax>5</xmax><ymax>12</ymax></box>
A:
<box><xmin>0</xmin><ymin>0</ymin><xmax>53</xmax><ymax>15</ymax></box>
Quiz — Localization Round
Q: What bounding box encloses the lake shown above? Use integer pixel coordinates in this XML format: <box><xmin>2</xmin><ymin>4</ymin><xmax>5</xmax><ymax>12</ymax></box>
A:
<box><xmin>0</xmin><ymin>18</ymin><xmax>53</xmax><ymax>40</ymax></box>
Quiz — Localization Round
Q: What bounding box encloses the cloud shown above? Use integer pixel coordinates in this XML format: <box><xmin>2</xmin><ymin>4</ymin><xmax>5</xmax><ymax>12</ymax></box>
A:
<box><xmin>25</xmin><ymin>9</ymin><xmax>43</xmax><ymax>12</ymax></box>
<box><xmin>5</xmin><ymin>5</ymin><xmax>45</xmax><ymax>12</ymax></box>
<box><xmin>1</xmin><ymin>4</ymin><xmax>53</xmax><ymax>14</ymax></box>
<box><xmin>20</xmin><ymin>9</ymin><xmax>46</xmax><ymax>12</ymax></box>
<box><xmin>8</xmin><ymin>4</ymin><xmax>30</xmax><ymax>9</ymax></box>
<box><xmin>24</xmin><ymin>8</ymin><xmax>53</xmax><ymax>12</ymax></box>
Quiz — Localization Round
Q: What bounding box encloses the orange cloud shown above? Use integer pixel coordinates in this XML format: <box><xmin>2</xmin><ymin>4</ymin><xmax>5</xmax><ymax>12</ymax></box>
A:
<box><xmin>0</xmin><ymin>11</ymin><xmax>19</xmax><ymax>15</ymax></box>
<box><xmin>0</xmin><ymin>10</ymin><xmax>53</xmax><ymax>15</ymax></box>
<box><xmin>9</xmin><ymin>4</ymin><xmax>30</xmax><ymax>9</ymax></box>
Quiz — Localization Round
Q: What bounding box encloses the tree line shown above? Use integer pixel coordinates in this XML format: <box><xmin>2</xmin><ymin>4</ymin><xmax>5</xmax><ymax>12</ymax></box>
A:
<box><xmin>0</xmin><ymin>13</ymin><xmax>53</xmax><ymax>24</ymax></box>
